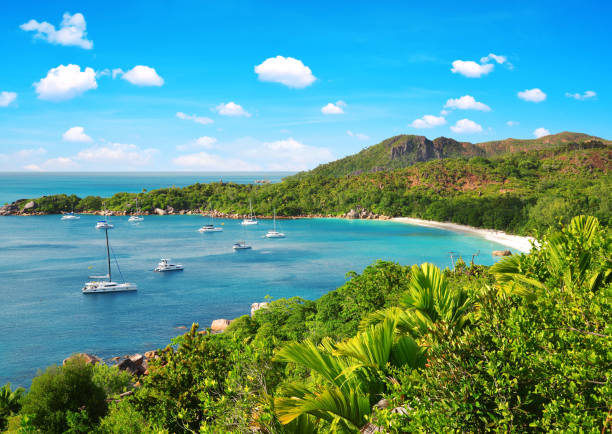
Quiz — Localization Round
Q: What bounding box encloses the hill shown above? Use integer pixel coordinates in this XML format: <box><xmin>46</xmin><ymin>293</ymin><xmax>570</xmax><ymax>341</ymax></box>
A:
<box><xmin>292</xmin><ymin>131</ymin><xmax>609</xmax><ymax>178</ymax></box>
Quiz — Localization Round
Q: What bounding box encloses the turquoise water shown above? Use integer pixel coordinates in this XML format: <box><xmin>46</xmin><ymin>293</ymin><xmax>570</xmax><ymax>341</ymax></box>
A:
<box><xmin>0</xmin><ymin>215</ymin><xmax>510</xmax><ymax>387</ymax></box>
<box><xmin>0</xmin><ymin>172</ymin><xmax>292</xmax><ymax>204</ymax></box>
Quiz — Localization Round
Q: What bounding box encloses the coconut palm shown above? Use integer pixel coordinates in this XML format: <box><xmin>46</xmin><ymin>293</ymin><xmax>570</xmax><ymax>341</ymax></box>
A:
<box><xmin>0</xmin><ymin>383</ymin><xmax>25</xmax><ymax>429</ymax></box>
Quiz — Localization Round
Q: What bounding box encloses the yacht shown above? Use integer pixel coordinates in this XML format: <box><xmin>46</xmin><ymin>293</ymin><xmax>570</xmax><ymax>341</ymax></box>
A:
<box><xmin>128</xmin><ymin>199</ymin><xmax>144</xmax><ymax>222</ymax></box>
<box><xmin>154</xmin><ymin>258</ymin><xmax>184</xmax><ymax>272</ymax></box>
<box><xmin>265</xmin><ymin>208</ymin><xmax>285</xmax><ymax>238</ymax></box>
<box><xmin>241</xmin><ymin>199</ymin><xmax>258</xmax><ymax>225</ymax></box>
<box><xmin>96</xmin><ymin>220</ymin><xmax>114</xmax><ymax>229</ymax></box>
<box><xmin>61</xmin><ymin>212</ymin><xmax>80</xmax><ymax>220</ymax></box>
<box><xmin>233</xmin><ymin>241</ymin><xmax>252</xmax><ymax>250</ymax></box>
<box><xmin>198</xmin><ymin>224</ymin><xmax>223</xmax><ymax>232</ymax></box>
<box><xmin>82</xmin><ymin>228</ymin><xmax>137</xmax><ymax>294</ymax></box>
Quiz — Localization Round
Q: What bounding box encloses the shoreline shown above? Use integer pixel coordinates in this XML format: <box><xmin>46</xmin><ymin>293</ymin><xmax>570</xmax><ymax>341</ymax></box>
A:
<box><xmin>391</xmin><ymin>217</ymin><xmax>534</xmax><ymax>253</ymax></box>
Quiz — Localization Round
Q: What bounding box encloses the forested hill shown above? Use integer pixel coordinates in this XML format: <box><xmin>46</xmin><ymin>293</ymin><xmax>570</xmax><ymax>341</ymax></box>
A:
<box><xmin>291</xmin><ymin>131</ymin><xmax>610</xmax><ymax>179</ymax></box>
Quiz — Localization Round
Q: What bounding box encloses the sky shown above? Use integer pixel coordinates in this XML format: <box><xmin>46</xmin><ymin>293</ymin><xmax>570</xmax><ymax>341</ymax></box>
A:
<box><xmin>0</xmin><ymin>0</ymin><xmax>610</xmax><ymax>172</ymax></box>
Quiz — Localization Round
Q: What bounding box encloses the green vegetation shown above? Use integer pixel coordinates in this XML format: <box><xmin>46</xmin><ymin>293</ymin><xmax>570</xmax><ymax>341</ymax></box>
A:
<box><xmin>21</xmin><ymin>135</ymin><xmax>610</xmax><ymax>235</ymax></box>
<box><xmin>3</xmin><ymin>216</ymin><xmax>610</xmax><ymax>432</ymax></box>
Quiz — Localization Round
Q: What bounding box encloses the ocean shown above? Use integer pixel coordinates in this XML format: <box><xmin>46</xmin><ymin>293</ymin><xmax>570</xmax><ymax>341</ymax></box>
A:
<box><xmin>0</xmin><ymin>214</ymin><xmax>510</xmax><ymax>387</ymax></box>
<box><xmin>0</xmin><ymin>172</ymin><xmax>293</xmax><ymax>204</ymax></box>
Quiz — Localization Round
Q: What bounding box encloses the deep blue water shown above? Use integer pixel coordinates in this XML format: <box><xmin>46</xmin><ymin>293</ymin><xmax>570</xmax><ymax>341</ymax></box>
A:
<box><xmin>0</xmin><ymin>214</ymin><xmax>512</xmax><ymax>387</ymax></box>
<box><xmin>0</xmin><ymin>172</ymin><xmax>292</xmax><ymax>204</ymax></box>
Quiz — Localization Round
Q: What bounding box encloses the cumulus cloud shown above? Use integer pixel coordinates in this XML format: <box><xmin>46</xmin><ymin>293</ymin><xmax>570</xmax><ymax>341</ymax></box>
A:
<box><xmin>506</xmin><ymin>120</ymin><xmax>519</xmax><ymax>126</ymax></box>
<box><xmin>533</xmin><ymin>127</ymin><xmax>550</xmax><ymax>138</ymax></box>
<box><xmin>450</xmin><ymin>119</ymin><xmax>483</xmax><ymax>134</ymax></box>
<box><xmin>410</xmin><ymin>115</ymin><xmax>446</xmax><ymax>129</ymax></box>
<box><xmin>444</xmin><ymin>95</ymin><xmax>491</xmax><ymax>111</ymax></box>
<box><xmin>0</xmin><ymin>91</ymin><xmax>17</xmax><ymax>107</ymax></box>
<box><xmin>480</xmin><ymin>53</ymin><xmax>507</xmax><ymax>65</ymax></box>
<box><xmin>62</xmin><ymin>126</ymin><xmax>92</xmax><ymax>143</ymax></box>
<box><xmin>451</xmin><ymin>60</ymin><xmax>494</xmax><ymax>78</ymax></box>
<box><xmin>77</xmin><ymin>143</ymin><xmax>157</xmax><ymax>166</ymax></box>
<box><xmin>518</xmin><ymin>88</ymin><xmax>546</xmax><ymax>103</ymax></box>
<box><xmin>321</xmin><ymin>100</ymin><xmax>346</xmax><ymax>115</ymax></box>
<box><xmin>0</xmin><ymin>147</ymin><xmax>48</xmax><ymax>171</ymax></box>
<box><xmin>23</xmin><ymin>157</ymin><xmax>78</xmax><ymax>172</ymax></box>
<box><xmin>176</xmin><ymin>111</ymin><xmax>214</xmax><ymax>125</ymax></box>
<box><xmin>34</xmin><ymin>64</ymin><xmax>97</xmax><ymax>101</ymax></box>
<box><xmin>565</xmin><ymin>90</ymin><xmax>596</xmax><ymax>100</ymax></box>
<box><xmin>254</xmin><ymin>56</ymin><xmax>316</xmax><ymax>88</ymax></box>
<box><xmin>214</xmin><ymin>102</ymin><xmax>251</xmax><ymax>117</ymax></box>
<box><xmin>347</xmin><ymin>130</ymin><xmax>369</xmax><ymax>140</ymax></box>
<box><xmin>120</xmin><ymin>65</ymin><xmax>164</xmax><ymax>86</ymax></box>
<box><xmin>173</xmin><ymin>152</ymin><xmax>260</xmax><ymax>171</ymax></box>
<box><xmin>20</xmin><ymin>12</ymin><xmax>93</xmax><ymax>49</ymax></box>
<box><xmin>176</xmin><ymin>136</ymin><xmax>218</xmax><ymax>151</ymax></box>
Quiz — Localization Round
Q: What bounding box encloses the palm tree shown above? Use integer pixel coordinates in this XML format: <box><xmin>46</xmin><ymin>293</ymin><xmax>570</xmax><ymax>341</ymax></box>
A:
<box><xmin>0</xmin><ymin>383</ymin><xmax>25</xmax><ymax>428</ymax></box>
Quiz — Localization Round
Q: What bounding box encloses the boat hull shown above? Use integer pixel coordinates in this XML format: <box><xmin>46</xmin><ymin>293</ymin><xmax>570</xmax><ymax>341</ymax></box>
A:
<box><xmin>82</xmin><ymin>282</ymin><xmax>137</xmax><ymax>294</ymax></box>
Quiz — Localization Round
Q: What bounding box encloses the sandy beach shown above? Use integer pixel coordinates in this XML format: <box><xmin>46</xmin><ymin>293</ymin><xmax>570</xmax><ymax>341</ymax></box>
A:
<box><xmin>392</xmin><ymin>217</ymin><xmax>534</xmax><ymax>253</ymax></box>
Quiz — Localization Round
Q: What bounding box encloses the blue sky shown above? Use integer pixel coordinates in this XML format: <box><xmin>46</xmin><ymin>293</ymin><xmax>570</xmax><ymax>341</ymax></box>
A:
<box><xmin>0</xmin><ymin>0</ymin><xmax>610</xmax><ymax>171</ymax></box>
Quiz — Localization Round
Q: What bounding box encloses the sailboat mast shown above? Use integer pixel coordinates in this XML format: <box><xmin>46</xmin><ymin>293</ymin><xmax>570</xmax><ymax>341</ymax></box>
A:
<box><xmin>105</xmin><ymin>228</ymin><xmax>112</xmax><ymax>282</ymax></box>
<box><xmin>273</xmin><ymin>208</ymin><xmax>276</xmax><ymax>231</ymax></box>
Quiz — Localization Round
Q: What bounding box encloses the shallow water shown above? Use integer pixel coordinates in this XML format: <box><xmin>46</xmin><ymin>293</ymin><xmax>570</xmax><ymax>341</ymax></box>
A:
<box><xmin>0</xmin><ymin>215</ymin><xmax>508</xmax><ymax>387</ymax></box>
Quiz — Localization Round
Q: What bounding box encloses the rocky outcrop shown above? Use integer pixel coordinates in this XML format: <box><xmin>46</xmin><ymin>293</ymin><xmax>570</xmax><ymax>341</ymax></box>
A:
<box><xmin>492</xmin><ymin>249</ymin><xmax>512</xmax><ymax>256</ymax></box>
<box><xmin>250</xmin><ymin>302</ymin><xmax>269</xmax><ymax>317</ymax></box>
<box><xmin>343</xmin><ymin>207</ymin><xmax>383</xmax><ymax>220</ymax></box>
<box><xmin>0</xmin><ymin>203</ymin><xmax>19</xmax><ymax>216</ymax></box>
<box><xmin>63</xmin><ymin>353</ymin><xmax>101</xmax><ymax>365</ymax></box>
<box><xmin>23</xmin><ymin>201</ymin><xmax>37</xmax><ymax>211</ymax></box>
<box><xmin>117</xmin><ymin>353</ymin><xmax>147</xmax><ymax>376</ymax></box>
<box><xmin>154</xmin><ymin>208</ymin><xmax>166</xmax><ymax>215</ymax></box>
<box><xmin>211</xmin><ymin>318</ymin><xmax>231</xmax><ymax>333</ymax></box>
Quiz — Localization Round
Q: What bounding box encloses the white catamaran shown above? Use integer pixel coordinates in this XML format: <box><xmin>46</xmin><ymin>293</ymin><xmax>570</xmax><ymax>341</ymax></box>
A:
<box><xmin>128</xmin><ymin>198</ymin><xmax>144</xmax><ymax>222</ymax></box>
<box><xmin>241</xmin><ymin>199</ymin><xmax>258</xmax><ymax>225</ymax></box>
<box><xmin>82</xmin><ymin>228</ymin><xmax>137</xmax><ymax>294</ymax></box>
<box><xmin>198</xmin><ymin>208</ymin><xmax>223</xmax><ymax>232</ymax></box>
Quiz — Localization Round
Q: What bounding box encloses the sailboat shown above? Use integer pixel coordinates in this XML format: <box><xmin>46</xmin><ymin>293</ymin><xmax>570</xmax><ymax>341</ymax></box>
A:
<box><xmin>128</xmin><ymin>198</ymin><xmax>144</xmax><ymax>222</ymax></box>
<box><xmin>61</xmin><ymin>207</ymin><xmax>80</xmax><ymax>220</ymax></box>
<box><xmin>265</xmin><ymin>208</ymin><xmax>285</xmax><ymax>238</ymax></box>
<box><xmin>82</xmin><ymin>228</ymin><xmax>137</xmax><ymax>294</ymax></box>
<box><xmin>198</xmin><ymin>207</ymin><xmax>223</xmax><ymax>232</ymax></box>
<box><xmin>96</xmin><ymin>203</ymin><xmax>114</xmax><ymax>229</ymax></box>
<box><xmin>234</xmin><ymin>215</ymin><xmax>252</xmax><ymax>250</ymax></box>
<box><xmin>241</xmin><ymin>199</ymin><xmax>258</xmax><ymax>225</ymax></box>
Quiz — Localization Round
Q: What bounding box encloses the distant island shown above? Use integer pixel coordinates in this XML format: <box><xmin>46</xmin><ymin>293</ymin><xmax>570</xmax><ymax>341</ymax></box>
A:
<box><xmin>2</xmin><ymin>131</ymin><xmax>610</xmax><ymax>236</ymax></box>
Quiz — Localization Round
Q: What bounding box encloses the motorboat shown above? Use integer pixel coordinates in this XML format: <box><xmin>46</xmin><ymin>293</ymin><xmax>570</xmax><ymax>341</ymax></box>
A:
<box><xmin>61</xmin><ymin>212</ymin><xmax>80</xmax><ymax>220</ymax></box>
<box><xmin>265</xmin><ymin>208</ymin><xmax>285</xmax><ymax>238</ymax></box>
<box><xmin>82</xmin><ymin>227</ymin><xmax>136</xmax><ymax>294</ymax></box>
<box><xmin>96</xmin><ymin>220</ymin><xmax>114</xmax><ymax>229</ymax></box>
<box><xmin>154</xmin><ymin>258</ymin><xmax>184</xmax><ymax>272</ymax></box>
<box><xmin>241</xmin><ymin>199</ymin><xmax>258</xmax><ymax>225</ymax></box>
<box><xmin>233</xmin><ymin>241</ymin><xmax>252</xmax><ymax>250</ymax></box>
<box><xmin>198</xmin><ymin>224</ymin><xmax>223</xmax><ymax>232</ymax></box>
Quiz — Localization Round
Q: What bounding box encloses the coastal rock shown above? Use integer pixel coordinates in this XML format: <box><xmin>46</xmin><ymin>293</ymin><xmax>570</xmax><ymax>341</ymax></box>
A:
<box><xmin>211</xmin><ymin>318</ymin><xmax>231</xmax><ymax>333</ymax></box>
<box><xmin>144</xmin><ymin>350</ymin><xmax>159</xmax><ymax>359</ymax></box>
<box><xmin>63</xmin><ymin>353</ymin><xmax>101</xmax><ymax>366</ymax></box>
<box><xmin>346</xmin><ymin>209</ymin><xmax>359</xmax><ymax>219</ymax></box>
<box><xmin>250</xmin><ymin>302</ymin><xmax>269</xmax><ymax>317</ymax></box>
<box><xmin>0</xmin><ymin>203</ymin><xmax>19</xmax><ymax>216</ymax></box>
<box><xmin>23</xmin><ymin>201</ymin><xmax>37</xmax><ymax>211</ymax></box>
<box><xmin>117</xmin><ymin>354</ymin><xmax>147</xmax><ymax>376</ymax></box>
<box><xmin>492</xmin><ymin>250</ymin><xmax>512</xmax><ymax>257</ymax></box>
<box><xmin>166</xmin><ymin>206</ymin><xmax>175</xmax><ymax>214</ymax></box>
<box><xmin>154</xmin><ymin>208</ymin><xmax>166</xmax><ymax>216</ymax></box>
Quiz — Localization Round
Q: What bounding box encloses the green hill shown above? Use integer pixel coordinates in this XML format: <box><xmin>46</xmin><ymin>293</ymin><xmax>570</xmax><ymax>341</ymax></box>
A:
<box><xmin>293</xmin><ymin>131</ymin><xmax>609</xmax><ymax>178</ymax></box>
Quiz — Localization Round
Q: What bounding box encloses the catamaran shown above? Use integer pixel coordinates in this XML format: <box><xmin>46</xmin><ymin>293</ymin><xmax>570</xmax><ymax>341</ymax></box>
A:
<box><xmin>154</xmin><ymin>258</ymin><xmax>184</xmax><ymax>272</ymax></box>
<box><xmin>198</xmin><ymin>209</ymin><xmax>223</xmax><ymax>232</ymax></box>
<box><xmin>96</xmin><ymin>204</ymin><xmax>114</xmax><ymax>229</ymax></box>
<box><xmin>128</xmin><ymin>198</ymin><xmax>144</xmax><ymax>222</ymax></box>
<box><xmin>241</xmin><ymin>199</ymin><xmax>258</xmax><ymax>225</ymax></box>
<box><xmin>233</xmin><ymin>241</ymin><xmax>252</xmax><ymax>250</ymax></box>
<box><xmin>265</xmin><ymin>208</ymin><xmax>285</xmax><ymax>238</ymax></box>
<box><xmin>82</xmin><ymin>228</ymin><xmax>137</xmax><ymax>294</ymax></box>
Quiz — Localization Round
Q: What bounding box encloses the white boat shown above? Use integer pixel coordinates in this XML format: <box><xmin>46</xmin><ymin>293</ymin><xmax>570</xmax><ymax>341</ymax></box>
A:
<box><xmin>96</xmin><ymin>220</ymin><xmax>114</xmax><ymax>229</ymax></box>
<box><xmin>128</xmin><ymin>199</ymin><xmax>144</xmax><ymax>222</ymax></box>
<box><xmin>241</xmin><ymin>199</ymin><xmax>258</xmax><ymax>225</ymax></box>
<box><xmin>233</xmin><ymin>241</ymin><xmax>252</xmax><ymax>250</ymax></box>
<box><xmin>198</xmin><ymin>224</ymin><xmax>223</xmax><ymax>232</ymax></box>
<box><xmin>266</xmin><ymin>208</ymin><xmax>285</xmax><ymax>238</ymax></box>
<box><xmin>82</xmin><ymin>228</ymin><xmax>136</xmax><ymax>294</ymax></box>
<box><xmin>61</xmin><ymin>212</ymin><xmax>80</xmax><ymax>220</ymax></box>
<box><xmin>154</xmin><ymin>258</ymin><xmax>184</xmax><ymax>272</ymax></box>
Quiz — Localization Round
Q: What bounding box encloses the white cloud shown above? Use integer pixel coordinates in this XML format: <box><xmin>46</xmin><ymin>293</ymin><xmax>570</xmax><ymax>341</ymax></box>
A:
<box><xmin>347</xmin><ymin>130</ymin><xmax>369</xmax><ymax>140</ymax></box>
<box><xmin>23</xmin><ymin>164</ymin><xmax>43</xmax><ymax>171</ymax></box>
<box><xmin>111</xmin><ymin>68</ymin><xmax>124</xmax><ymax>79</ymax></box>
<box><xmin>450</xmin><ymin>119</ymin><xmax>483</xmax><ymax>134</ymax></box>
<box><xmin>77</xmin><ymin>143</ymin><xmax>157</xmax><ymax>166</ymax></box>
<box><xmin>518</xmin><ymin>88</ymin><xmax>546</xmax><ymax>103</ymax></box>
<box><xmin>20</xmin><ymin>12</ymin><xmax>93</xmax><ymax>49</ymax></box>
<box><xmin>480</xmin><ymin>53</ymin><xmax>507</xmax><ymax>64</ymax></box>
<box><xmin>176</xmin><ymin>111</ymin><xmax>214</xmax><ymax>125</ymax></box>
<box><xmin>34</xmin><ymin>64</ymin><xmax>97</xmax><ymax>101</ymax></box>
<box><xmin>0</xmin><ymin>91</ymin><xmax>18</xmax><ymax>107</ymax></box>
<box><xmin>440</xmin><ymin>109</ymin><xmax>449</xmax><ymax>116</ymax></box>
<box><xmin>321</xmin><ymin>100</ymin><xmax>346</xmax><ymax>115</ymax></box>
<box><xmin>506</xmin><ymin>120</ymin><xmax>519</xmax><ymax>126</ymax></box>
<box><xmin>23</xmin><ymin>157</ymin><xmax>78</xmax><ymax>172</ymax></box>
<box><xmin>565</xmin><ymin>90</ymin><xmax>596</xmax><ymax>100</ymax></box>
<box><xmin>254</xmin><ymin>56</ymin><xmax>316</xmax><ymax>88</ymax></box>
<box><xmin>246</xmin><ymin>138</ymin><xmax>334</xmax><ymax>171</ymax></box>
<box><xmin>176</xmin><ymin>136</ymin><xmax>217</xmax><ymax>151</ymax></box>
<box><xmin>451</xmin><ymin>60</ymin><xmax>494</xmax><ymax>78</ymax></box>
<box><xmin>533</xmin><ymin>127</ymin><xmax>550</xmax><ymax>138</ymax></box>
<box><xmin>214</xmin><ymin>102</ymin><xmax>251</xmax><ymax>117</ymax></box>
<box><xmin>121</xmin><ymin>65</ymin><xmax>164</xmax><ymax>86</ymax></box>
<box><xmin>173</xmin><ymin>152</ymin><xmax>260</xmax><ymax>171</ymax></box>
<box><xmin>444</xmin><ymin>95</ymin><xmax>491</xmax><ymax>111</ymax></box>
<box><xmin>62</xmin><ymin>126</ymin><xmax>92</xmax><ymax>143</ymax></box>
<box><xmin>0</xmin><ymin>147</ymin><xmax>47</xmax><ymax>166</ymax></box>
<box><xmin>410</xmin><ymin>115</ymin><xmax>446</xmax><ymax>129</ymax></box>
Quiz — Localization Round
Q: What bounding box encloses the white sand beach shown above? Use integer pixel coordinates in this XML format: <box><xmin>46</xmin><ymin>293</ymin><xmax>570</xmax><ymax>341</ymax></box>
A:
<box><xmin>392</xmin><ymin>217</ymin><xmax>534</xmax><ymax>253</ymax></box>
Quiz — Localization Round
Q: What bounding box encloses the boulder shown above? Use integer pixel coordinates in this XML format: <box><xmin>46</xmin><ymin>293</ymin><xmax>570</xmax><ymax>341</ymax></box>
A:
<box><xmin>117</xmin><ymin>355</ymin><xmax>147</xmax><ymax>376</ymax></box>
<box><xmin>250</xmin><ymin>302</ymin><xmax>269</xmax><ymax>317</ymax></box>
<box><xmin>166</xmin><ymin>206</ymin><xmax>175</xmax><ymax>214</ymax></box>
<box><xmin>0</xmin><ymin>203</ymin><xmax>18</xmax><ymax>216</ymax></box>
<box><xmin>63</xmin><ymin>353</ymin><xmax>101</xmax><ymax>366</ymax></box>
<box><xmin>492</xmin><ymin>250</ymin><xmax>512</xmax><ymax>257</ymax></box>
<box><xmin>211</xmin><ymin>318</ymin><xmax>231</xmax><ymax>333</ymax></box>
<box><xmin>346</xmin><ymin>209</ymin><xmax>359</xmax><ymax>219</ymax></box>
<box><xmin>154</xmin><ymin>208</ymin><xmax>166</xmax><ymax>215</ymax></box>
<box><xmin>23</xmin><ymin>201</ymin><xmax>37</xmax><ymax>211</ymax></box>
<box><xmin>144</xmin><ymin>350</ymin><xmax>158</xmax><ymax>359</ymax></box>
